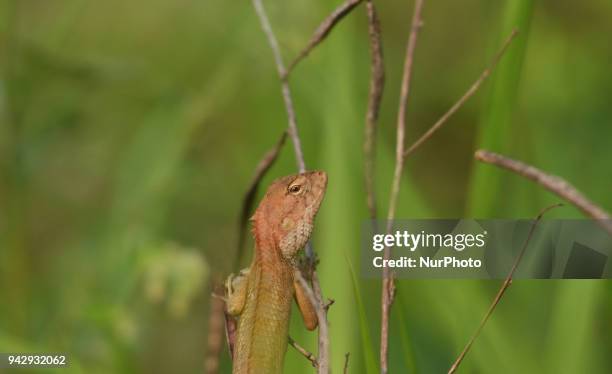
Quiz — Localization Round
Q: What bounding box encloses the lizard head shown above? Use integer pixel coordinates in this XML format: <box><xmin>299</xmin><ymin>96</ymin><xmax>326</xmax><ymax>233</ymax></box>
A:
<box><xmin>252</xmin><ymin>170</ymin><xmax>328</xmax><ymax>260</ymax></box>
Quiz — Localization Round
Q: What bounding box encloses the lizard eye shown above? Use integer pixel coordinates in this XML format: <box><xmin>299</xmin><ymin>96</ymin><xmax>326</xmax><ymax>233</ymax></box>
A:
<box><xmin>288</xmin><ymin>184</ymin><xmax>302</xmax><ymax>194</ymax></box>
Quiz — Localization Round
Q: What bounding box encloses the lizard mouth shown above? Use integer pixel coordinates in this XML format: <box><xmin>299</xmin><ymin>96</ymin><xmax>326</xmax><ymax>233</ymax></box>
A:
<box><xmin>307</xmin><ymin>170</ymin><xmax>328</xmax><ymax>209</ymax></box>
<box><xmin>308</xmin><ymin>170</ymin><xmax>327</xmax><ymax>191</ymax></box>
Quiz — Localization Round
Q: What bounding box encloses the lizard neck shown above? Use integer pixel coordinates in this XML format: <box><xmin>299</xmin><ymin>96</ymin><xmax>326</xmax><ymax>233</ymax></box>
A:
<box><xmin>252</xmin><ymin>221</ymin><xmax>288</xmax><ymax>266</ymax></box>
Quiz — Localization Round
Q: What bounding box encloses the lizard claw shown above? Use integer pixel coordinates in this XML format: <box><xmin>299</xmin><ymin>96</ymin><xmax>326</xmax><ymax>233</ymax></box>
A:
<box><xmin>225</xmin><ymin>273</ymin><xmax>236</xmax><ymax>298</ymax></box>
<box><xmin>211</xmin><ymin>292</ymin><xmax>228</xmax><ymax>303</ymax></box>
<box><xmin>225</xmin><ymin>269</ymin><xmax>250</xmax><ymax>299</ymax></box>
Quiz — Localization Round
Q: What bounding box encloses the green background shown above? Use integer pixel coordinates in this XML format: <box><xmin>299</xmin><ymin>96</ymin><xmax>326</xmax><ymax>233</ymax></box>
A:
<box><xmin>1</xmin><ymin>0</ymin><xmax>611</xmax><ymax>373</ymax></box>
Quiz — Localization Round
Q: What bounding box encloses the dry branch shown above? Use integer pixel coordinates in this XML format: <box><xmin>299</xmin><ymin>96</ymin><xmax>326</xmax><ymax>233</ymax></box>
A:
<box><xmin>251</xmin><ymin>1</ymin><xmax>337</xmax><ymax>370</ymax></box>
<box><xmin>252</xmin><ymin>0</ymin><xmax>306</xmax><ymax>172</ymax></box>
<box><xmin>380</xmin><ymin>1</ymin><xmax>424</xmax><ymax>373</ymax></box>
<box><xmin>403</xmin><ymin>29</ymin><xmax>518</xmax><ymax>159</ymax></box>
<box><xmin>286</xmin><ymin>0</ymin><xmax>364</xmax><ymax>77</ymax></box>
<box><xmin>289</xmin><ymin>336</ymin><xmax>318</xmax><ymax>367</ymax></box>
<box><xmin>447</xmin><ymin>203</ymin><xmax>562</xmax><ymax>374</ymax></box>
<box><xmin>364</xmin><ymin>0</ymin><xmax>385</xmax><ymax>220</ymax></box>
<box><xmin>475</xmin><ymin>150</ymin><xmax>612</xmax><ymax>235</ymax></box>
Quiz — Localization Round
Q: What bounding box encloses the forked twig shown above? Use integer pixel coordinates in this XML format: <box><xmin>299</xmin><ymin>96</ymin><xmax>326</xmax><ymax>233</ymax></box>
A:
<box><xmin>364</xmin><ymin>0</ymin><xmax>385</xmax><ymax>220</ymax></box>
<box><xmin>447</xmin><ymin>203</ymin><xmax>562</xmax><ymax>374</ymax></box>
<box><xmin>251</xmin><ymin>1</ymin><xmax>335</xmax><ymax>371</ymax></box>
<box><xmin>252</xmin><ymin>0</ymin><xmax>306</xmax><ymax>172</ymax></box>
<box><xmin>403</xmin><ymin>29</ymin><xmax>518</xmax><ymax>159</ymax></box>
<box><xmin>475</xmin><ymin>150</ymin><xmax>612</xmax><ymax>235</ymax></box>
<box><xmin>381</xmin><ymin>1</ymin><xmax>424</xmax><ymax>372</ymax></box>
<box><xmin>378</xmin><ymin>20</ymin><xmax>517</xmax><ymax>373</ymax></box>
<box><xmin>289</xmin><ymin>336</ymin><xmax>318</xmax><ymax>367</ymax></box>
<box><xmin>286</xmin><ymin>0</ymin><xmax>364</xmax><ymax>77</ymax></box>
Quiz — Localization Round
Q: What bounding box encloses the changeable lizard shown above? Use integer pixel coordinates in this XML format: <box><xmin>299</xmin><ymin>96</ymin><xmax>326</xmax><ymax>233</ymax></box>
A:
<box><xmin>225</xmin><ymin>171</ymin><xmax>328</xmax><ymax>374</ymax></box>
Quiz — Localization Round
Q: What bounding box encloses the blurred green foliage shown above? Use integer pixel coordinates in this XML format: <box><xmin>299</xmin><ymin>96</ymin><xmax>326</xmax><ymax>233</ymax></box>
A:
<box><xmin>1</xmin><ymin>0</ymin><xmax>611</xmax><ymax>373</ymax></box>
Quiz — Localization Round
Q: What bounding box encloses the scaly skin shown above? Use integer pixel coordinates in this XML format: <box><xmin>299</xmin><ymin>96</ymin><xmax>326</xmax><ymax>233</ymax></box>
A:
<box><xmin>226</xmin><ymin>171</ymin><xmax>327</xmax><ymax>374</ymax></box>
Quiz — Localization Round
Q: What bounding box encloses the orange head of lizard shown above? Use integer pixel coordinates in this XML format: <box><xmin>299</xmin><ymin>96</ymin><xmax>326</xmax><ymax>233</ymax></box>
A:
<box><xmin>252</xmin><ymin>170</ymin><xmax>328</xmax><ymax>260</ymax></box>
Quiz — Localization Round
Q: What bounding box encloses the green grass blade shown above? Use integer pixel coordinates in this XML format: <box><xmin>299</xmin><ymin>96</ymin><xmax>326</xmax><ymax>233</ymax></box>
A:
<box><xmin>467</xmin><ymin>0</ymin><xmax>536</xmax><ymax>217</ymax></box>
<box><xmin>346</xmin><ymin>254</ymin><xmax>378</xmax><ymax>374</ymax></box>
<box><xmin>547</xmin><ymin>281</ymin><xmax>602</xmax><ymax>374</ymax></box>
<box><xmin>394</xmin><ymin>290</ymin><xmax>417</xmax><ymax>373</ymax></box>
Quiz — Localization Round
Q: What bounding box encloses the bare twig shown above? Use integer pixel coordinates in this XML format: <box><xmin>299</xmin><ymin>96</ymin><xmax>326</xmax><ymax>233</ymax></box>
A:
<box><xmin>448</xmin><ymin>203</ymin><xmax>562</xmax><ymax>374</ymax></box>
<box><xmin>286</xmin><ymin>0</ymin><xmax>364</xmax><ymax>77</ymax></box>
<box><xmin>364</xmin><ymin>0</ymin><xmax>385</xmax><ymax>220</ymax></box>
<box><xmin>252</xmin><ymin>0</ymin><xmax>306</xmax><ymax>172</ymax></box>
<box><xmin>475</xmin><ymin>150</ymin><xmax>612</xmax><ymax>235</ymax></box>
<box><xmin>251</xmin><ymin>1</ymin><xmax>331</xmax><ymax>371</ymax></box>
<box><xmin>289</xmin><ymin>336</ymin><xmax>318</xmax><ymax>368</ymax></box>
<box><xmin>237</xmin><ymin>132</ymin><xmax>287</xmax><ymax>265</ymax></box>
<box><xmin>343</xmin><ymin>352</ymin><xmax>351</xmax><ymax>374</ymax></box>
<box><xmin>403</xmin><ymin>29</ymin><xmax>518</xmax><ymax>159</ymax></box>
<box><xmin>381</xmin><ymin>1</ymin><xmax>424</xmax><ymax>373</ymax></box>
<box><xmin>295</xmin><ymin>271</ymin><xmax>330</xmax><ymax>374</ymax></box>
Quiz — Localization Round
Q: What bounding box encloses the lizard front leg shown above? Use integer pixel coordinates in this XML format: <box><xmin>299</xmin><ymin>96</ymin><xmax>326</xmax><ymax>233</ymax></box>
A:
<box><xmin>225</xmin><ymin>268</ymin><xmax>250</xmax><ymax>316</ymax></box>
<box><xmin>293</xmin><ymin>275</ymin><xmax>318</xmax><ymax>331</ymax></box>
<box><xmin>224</xmin><ymin>268</ymin><xmax>250</xmax><ymax>361</ymax></box>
